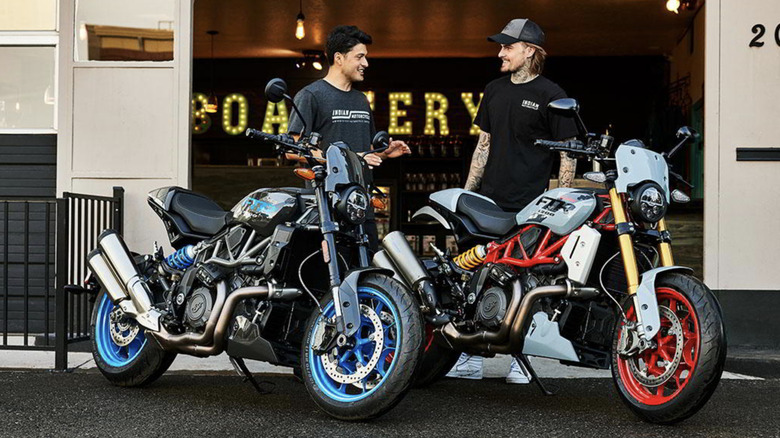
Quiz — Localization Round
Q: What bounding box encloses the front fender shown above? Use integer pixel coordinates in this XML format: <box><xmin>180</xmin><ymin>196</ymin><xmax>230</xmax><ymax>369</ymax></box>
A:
<box><xmin>335</xmin><ymin>267</ymin><xmax>394</xmax><ymax>336</ymax></box>
<box><xmin>635</xmin><ymin>265</ymin><xmax>693</xmax><ymax>339</ymax></box>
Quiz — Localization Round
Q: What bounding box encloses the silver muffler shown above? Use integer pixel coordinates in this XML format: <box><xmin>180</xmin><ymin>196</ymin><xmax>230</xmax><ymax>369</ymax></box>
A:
<box><xmin>88</xmin><ymin>230</ymin><xmax>162</xmax><ymax>332</ymax></box>
<box><xmin>377</xmin><ymin>231</ymin><xmax>444</xmax><ymax>320</ymax></box>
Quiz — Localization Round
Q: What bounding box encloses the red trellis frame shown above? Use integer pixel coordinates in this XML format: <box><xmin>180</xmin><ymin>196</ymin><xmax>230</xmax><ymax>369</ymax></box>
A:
<box><xmin>484</xmin><ymin>196</ymin><xmax>614</xmax><ymax>269</ymax></box>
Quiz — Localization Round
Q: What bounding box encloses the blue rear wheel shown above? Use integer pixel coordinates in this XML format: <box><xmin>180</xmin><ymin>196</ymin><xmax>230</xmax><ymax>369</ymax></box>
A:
<box><xmin>94</xmin><ymin>293</ymin><xmax>147</xmax><ymax>367</ymax></box>
<box><xmin>90</xmin><ymin>291</ymin><xmax>176</xmax><ymax>386</ymax></box>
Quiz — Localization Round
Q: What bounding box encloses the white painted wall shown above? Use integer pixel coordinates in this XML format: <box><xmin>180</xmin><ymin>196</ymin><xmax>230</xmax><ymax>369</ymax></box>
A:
<box><xmin>57</xmin><ymin>0</ymin><xmax>192</xmax><ymax>252</ymax></box>
<box><xmin>705</xmin><ymin>0</ymin><xmax>780</xmax><ymax>290</ymax></box>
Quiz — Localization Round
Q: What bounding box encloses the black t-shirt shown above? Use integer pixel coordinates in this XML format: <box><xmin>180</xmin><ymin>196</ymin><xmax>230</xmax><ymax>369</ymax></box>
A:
<box><xmin>288</xmin><ymin>79</ymin><xmax>376</xmax><ymax>153</ymax></box>
<box><xmin>474</xmin><ymin>75</ymin><xmax>579</xmax><ymax>211</ymax></box>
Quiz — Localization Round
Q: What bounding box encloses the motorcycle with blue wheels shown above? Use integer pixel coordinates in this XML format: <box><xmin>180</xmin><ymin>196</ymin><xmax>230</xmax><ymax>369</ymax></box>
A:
<box><xmin>84</xmin><ymin>78</ymin><xmax>423</xmax><ymax>420</ymax></box>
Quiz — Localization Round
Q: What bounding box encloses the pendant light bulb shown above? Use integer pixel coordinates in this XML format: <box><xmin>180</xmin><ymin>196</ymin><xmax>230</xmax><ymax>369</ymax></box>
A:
<box><xmin>296</xmin><ymin>12</ymin><xmax>305</xmax><ymax>40</ymax></box>
<box><xmin>666</xmin><ymin>0</ymin><xmax>680</xmax><ymax>13</ymax></box>
<box><xmin>295</xmin><ymin>0</ymin><xmax>305</xmax><ymax>40</ymax></box>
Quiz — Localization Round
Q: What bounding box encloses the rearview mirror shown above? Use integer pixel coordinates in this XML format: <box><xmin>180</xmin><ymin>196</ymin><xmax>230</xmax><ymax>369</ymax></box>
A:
<box><xmin>264</xmin><ymin>78</ymin><xmax>288</xmax><ymax>103</ymax></box>
<box><xmin>676</xmin><ymin>126</ymin><xmax>700</xmax><ymax>140</ymax></box>
<box><xmin>548</xmin><ymin>98</ymin><xmax>580</xmax><ymax>114</ymax></box>
<box><xmin>372</xmin><ymin>131</ymin><xmax>390</xmax><ymax>150</ymax></box>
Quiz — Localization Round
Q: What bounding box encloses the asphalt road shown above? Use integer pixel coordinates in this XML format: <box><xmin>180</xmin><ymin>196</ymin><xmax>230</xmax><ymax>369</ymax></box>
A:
<box><xmin>0</xmin><ymin>369</ymin><xmax>778</xmax><ymax>437</ymax></box>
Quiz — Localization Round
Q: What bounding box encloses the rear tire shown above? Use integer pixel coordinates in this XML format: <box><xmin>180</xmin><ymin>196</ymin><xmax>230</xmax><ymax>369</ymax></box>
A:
<box><xmin>91</xmin><ymin>291</ymin><xmax>177</xmax><ymax>387</ymax></box>
<box><xmin>611</xmin><ymin>273</ymin><xmax>726</xmax><ymax>424</ymax></box>
<box><xmin>302</xmin><ymin>274</ymin><xmax>423</xmax><ymax>420</ymax></box>
<box><xmin>413</xmin><ymin>324</ymin><xmax>460</xmax><ymax>388</ymax></box>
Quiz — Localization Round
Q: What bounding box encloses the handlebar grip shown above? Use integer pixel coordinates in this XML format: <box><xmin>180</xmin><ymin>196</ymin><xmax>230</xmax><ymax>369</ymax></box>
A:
<box><xmin>245</xmin><ymin>128</ymin><xmax>275</xmax><ymax>141</ymax></box>
<box><xmin>534</xmin><ymin>139</ymin><xmax>569</xmax><ymax>149</ymax></box>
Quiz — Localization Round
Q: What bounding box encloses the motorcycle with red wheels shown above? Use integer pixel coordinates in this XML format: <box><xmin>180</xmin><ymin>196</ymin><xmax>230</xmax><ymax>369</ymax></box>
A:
<box><xmin>373</xmin><ymin>98</ymin><xmax>726</xmax><ymax>423</ymax></box>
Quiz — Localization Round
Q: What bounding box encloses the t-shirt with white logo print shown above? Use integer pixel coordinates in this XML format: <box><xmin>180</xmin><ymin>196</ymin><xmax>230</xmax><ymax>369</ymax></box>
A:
<box><xmin>474</xmin><ymin>75</ymin><xmax>579</xmax><ymax>211</ymax></box>
<box><xmin>288</xmin><ymin>79</ymin><xmax>376</xmax><ymax>154</ymax></box>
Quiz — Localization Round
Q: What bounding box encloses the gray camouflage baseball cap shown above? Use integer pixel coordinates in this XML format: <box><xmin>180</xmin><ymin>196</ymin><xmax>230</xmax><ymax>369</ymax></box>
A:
<box><xmin>488</xmin><ymin>19</ymin><xmax>545</xmax><ymax>46</ymax></box>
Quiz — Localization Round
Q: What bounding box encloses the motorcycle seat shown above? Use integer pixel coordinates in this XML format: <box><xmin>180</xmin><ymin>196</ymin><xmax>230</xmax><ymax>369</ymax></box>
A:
<box><xmin>170</xmin><ymin>191</ymin><xmax>230</xmax><ymax>235</ymax></box>
<box><xmin>456</xmin><ymin>193</ymin><xmax>518</xmax><ymax>236</ymax></box>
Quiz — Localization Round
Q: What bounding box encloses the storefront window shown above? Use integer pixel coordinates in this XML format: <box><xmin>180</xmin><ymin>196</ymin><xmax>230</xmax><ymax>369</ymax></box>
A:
<box><xmin>0</xmin><ymin>46</ymin><xmax>55</xmax><ymax>130</ymax></box>
<box><xmin>0</xmin><ymin>0</ymin><xmax>57</xmax><ymax>31</ymax></box>
<box><xmin>75</xmin><ymin>0</ymin><xmax>175</xmax><ymax>62</ymax></box>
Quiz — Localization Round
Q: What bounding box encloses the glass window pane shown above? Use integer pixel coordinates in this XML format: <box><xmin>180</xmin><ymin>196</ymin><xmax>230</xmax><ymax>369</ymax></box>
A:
<box><xmin>0</xmin><ymin>0</ymin><xmax>57</xmax><ymax>31</ymax></box>
<box><xmin>0</xmin><ymin>46</ymin><xmax>55</xmax><ymax>130</ymax></box>
<box><xmin>75</xmin><ymin>0</ymin><xmax>175</xmax><ymax>62</ymax></box>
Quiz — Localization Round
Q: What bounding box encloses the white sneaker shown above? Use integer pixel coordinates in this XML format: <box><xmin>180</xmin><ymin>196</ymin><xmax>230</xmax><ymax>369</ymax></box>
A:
<box><xmin>506</xmin><ymin>357</ymin><xmax>533</xmax><ymax>384</ymax></box>
<box><xmin>445</xmin><ymin>353</ymin><xmax>483</xmax><ymax>380</ymax></box>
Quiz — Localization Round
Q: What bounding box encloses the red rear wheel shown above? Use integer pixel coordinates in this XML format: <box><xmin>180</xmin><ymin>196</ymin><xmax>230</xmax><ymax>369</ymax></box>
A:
<box><xmin>611</xmin><ymin>273</ymin><xmax>726</xmax><ymax>424</ymax></box>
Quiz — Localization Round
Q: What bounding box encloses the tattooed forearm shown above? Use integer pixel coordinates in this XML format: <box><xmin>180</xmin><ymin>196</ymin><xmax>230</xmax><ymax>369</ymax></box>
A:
<box><xmin>464</xmin><ymin>130</ymin><xmax>491</xmax><ymax>191</ymax></box>
<box><xmin>558</xmin><ymin>151</ymin><xmax>577</xmax><ymax>188</ymax></box>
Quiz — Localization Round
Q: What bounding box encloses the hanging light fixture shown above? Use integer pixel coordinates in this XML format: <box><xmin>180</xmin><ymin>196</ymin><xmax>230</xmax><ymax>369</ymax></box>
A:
<box><xmin>295</xmin><ymin>0</ymin><xmax>306</xmax><ymax>40</ymax></box>
<box><xmin>666</xmin><ymin>0</ymin><xmax>681</xmax><ymax>13</ymax></box>
<box><xmin>205</xmin><ymin>30</ymin><xmax>219</xmax><ymax>113</ymax></box>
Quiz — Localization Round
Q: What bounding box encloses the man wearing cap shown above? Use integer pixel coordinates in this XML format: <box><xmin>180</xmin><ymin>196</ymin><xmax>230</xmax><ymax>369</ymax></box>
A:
<box><xmin>448</xmin><ymin>19</ymin><xmax>579</xmax><ymax>383</ymax></box>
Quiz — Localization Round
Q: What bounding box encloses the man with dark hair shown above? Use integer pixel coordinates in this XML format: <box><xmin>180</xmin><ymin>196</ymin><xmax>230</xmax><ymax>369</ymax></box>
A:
<box><xmin>288</xmin><ymin>25</ymin><xmax>410</xmax><ymax>250</ymax></box>
<box><xmin>448</xmin><ymin>19</ymin><xmax>579</xmax><ymax>384</ymax></box>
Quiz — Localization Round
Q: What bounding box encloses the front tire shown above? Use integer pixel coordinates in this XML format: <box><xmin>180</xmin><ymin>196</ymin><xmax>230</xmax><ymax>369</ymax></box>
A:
<box><xmin>91</xmin><ymin>291</ymin><xmax>177</xmax><ymax>387</ymax></box>
<box><xmin>611</xmin><ymin>273</ymin><xmax>726</xmax><ymax>424</ymax></box>
<box><xmin>302</xmin><ymin>274</ymin><xmax>423</xmax><ymax>420</ymax></box>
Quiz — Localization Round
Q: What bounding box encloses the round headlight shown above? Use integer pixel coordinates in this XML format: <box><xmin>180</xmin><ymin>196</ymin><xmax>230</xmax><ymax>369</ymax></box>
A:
<box><xmin>630</xmin><ymin>182</ymin><xmax>668</xmax><ymax>223</ymax></box>
<box><xmin>336</xmin><ymin>186</ymin><xmax>368</xmax><ymax>225</ymax></box>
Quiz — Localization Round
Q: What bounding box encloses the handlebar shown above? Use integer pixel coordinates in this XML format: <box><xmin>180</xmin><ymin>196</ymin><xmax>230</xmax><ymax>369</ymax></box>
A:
<box><xmin>534</xmin><ymin>139</ymin><xmax>595</xmax><ymax>155</ymax></box>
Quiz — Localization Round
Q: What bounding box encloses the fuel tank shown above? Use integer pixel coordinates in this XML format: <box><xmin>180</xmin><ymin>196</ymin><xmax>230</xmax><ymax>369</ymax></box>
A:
<box><xmin>515</xmin><ymin>188</ymin><xmax>598</xmax><ymax>236</ymax></box>
<box><xmin>232</xmin><ymin>188</ymin><xmax>306</xmax><ymax>236</ymax></box>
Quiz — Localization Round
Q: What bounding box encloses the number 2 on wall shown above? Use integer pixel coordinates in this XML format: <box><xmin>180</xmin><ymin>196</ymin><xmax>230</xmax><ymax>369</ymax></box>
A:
<box><xmin>749</xmin><ymin>24</ymin><xmax>780</xmax><ymax>47</ymax></box>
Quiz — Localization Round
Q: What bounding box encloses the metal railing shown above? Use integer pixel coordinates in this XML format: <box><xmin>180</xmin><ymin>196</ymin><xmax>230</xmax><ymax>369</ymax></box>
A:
<box><xmin>0</xmin><ymin>199</ymin><xmax>56</xmax><ymax>351</ymax></box>
<box><xmin>54</xmin><ymin>187</ymin><xmax>124</xmax><ymax>370</ymax></box>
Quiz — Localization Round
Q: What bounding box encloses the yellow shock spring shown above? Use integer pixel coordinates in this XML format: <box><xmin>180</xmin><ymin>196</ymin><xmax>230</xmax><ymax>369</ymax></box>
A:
<box><xmin>454</xmin><ymin>244</ymin><xmax>487</xmax><ymax>270</ymax></box>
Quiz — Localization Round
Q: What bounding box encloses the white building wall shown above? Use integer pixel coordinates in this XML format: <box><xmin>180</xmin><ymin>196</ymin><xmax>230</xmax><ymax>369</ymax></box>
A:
<box><xmin>705</xmin><ymin>0</ymin><xmax>780</xmax><ymax>290</ymax></box>
<box><xmin>56</xmin><ymin>0</ymin><xmax>192</xmax><ymax>252</ymax></box>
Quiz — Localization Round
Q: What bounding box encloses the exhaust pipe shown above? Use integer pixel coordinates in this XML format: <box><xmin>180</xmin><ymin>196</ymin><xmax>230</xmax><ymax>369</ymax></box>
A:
<box><xmin>380</xmin><ymin>231</ymin><xmax>441</xmax><ymax>313</ymax></box>
<box><xmin>94</xmin><ymin>230</ymin><xmax>162</xmax><ymax>332</ymax></box>
<box><xmin>87</xmin><ymin>249</ymin><xmax>140</xmax><ymax>317</ymax></box>
<box><xmin>149</xmin><ymin>285</ymin><xmax>268</xmax><ymax>356</ymax></box>
<box><xmin>439</xmin><ymin>284</ymin><xmax>569</xmax><ymax>354</ymax></box>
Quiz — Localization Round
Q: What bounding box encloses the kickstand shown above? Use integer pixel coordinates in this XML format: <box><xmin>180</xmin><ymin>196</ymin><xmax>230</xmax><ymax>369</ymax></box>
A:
<box><xmin>230</xmin><ymin>356</ymin><xmax>274</xmax><ymax>395</ymax></box>
<box><xmin>514</xmin><ymin>354</ymin><xmax>557</xmax><ymax>396</ymax></box>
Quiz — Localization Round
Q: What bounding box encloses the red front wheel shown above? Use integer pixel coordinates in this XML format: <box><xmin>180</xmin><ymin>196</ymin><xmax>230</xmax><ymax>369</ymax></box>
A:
<box><xmin>612</xmin><ymin>273</ymin><xmax>726</xmax><ymax>424</ymax></box>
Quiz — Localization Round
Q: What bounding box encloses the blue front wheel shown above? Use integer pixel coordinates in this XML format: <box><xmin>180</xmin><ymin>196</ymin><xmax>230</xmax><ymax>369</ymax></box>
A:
<box><xmin>302</xmin><ymin>274</ymin><xmax>423</xmax><ymax>420</ymax></box>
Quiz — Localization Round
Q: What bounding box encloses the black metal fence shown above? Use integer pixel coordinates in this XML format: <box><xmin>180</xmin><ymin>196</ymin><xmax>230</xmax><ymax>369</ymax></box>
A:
<box><xmin>0</xmin><ymin>187</ymin><xmax>123</xmax><ymax>370</ymax></box>
<box><xmin>0</xmin><ymin>199</ymin><xmax>56</xmax><ymax>350</ymax></box>
<box><xmin>54</xmin><ymin>187</ymin><xmax>124</xmax><ymax>370</ymax></box>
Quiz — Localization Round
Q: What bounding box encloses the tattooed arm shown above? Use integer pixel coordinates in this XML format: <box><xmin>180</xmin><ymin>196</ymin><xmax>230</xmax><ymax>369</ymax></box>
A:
<box><xmin>558</xmin><ymin>149</ymin><xmax>577</xmax><ymax>188</ymax></box>
<box><xmin>464</xmin><ymin>130</ymin><xmax>491</xmax><ymax>191</ymax></box>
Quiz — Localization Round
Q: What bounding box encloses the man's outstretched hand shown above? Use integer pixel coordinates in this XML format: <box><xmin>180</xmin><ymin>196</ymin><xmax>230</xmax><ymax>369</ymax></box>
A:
<box><xmin>384</xmin><ymin>138</ymin><xmax>412</xmax><ymax>158</ymax></box>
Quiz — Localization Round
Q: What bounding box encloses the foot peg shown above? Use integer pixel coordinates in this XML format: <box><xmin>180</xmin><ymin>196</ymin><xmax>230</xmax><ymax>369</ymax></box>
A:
<box><xmin>513</xmin><ymin>354</ymin><xmax>557</xmax><ymax>396</ymax></box>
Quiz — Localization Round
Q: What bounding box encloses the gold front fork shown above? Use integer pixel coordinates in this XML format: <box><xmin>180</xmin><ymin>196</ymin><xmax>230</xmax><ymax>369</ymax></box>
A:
<box><xmin>657</xmin><ymin>218</ymin><xmax>675</xmax><ymax>267</ymax></box>
<box><xmin>608</xmin><ymin>188</ymin><xmax>640</xmax><ymax>296</ymax></box>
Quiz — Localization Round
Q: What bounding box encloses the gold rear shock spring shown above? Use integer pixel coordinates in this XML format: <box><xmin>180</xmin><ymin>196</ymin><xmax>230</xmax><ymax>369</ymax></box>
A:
<box><xmin>454</xmin><ymin>244</ymin><xmax>487</xmax><ymax>270</ymax></box>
